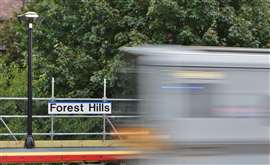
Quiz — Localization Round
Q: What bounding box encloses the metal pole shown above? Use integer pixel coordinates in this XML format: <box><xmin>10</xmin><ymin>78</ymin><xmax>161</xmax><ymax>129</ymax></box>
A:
<box><xmin>103</xmin><ymin>78</ymin><xmax>107</xmax><ymax>99</ymax></box>
<box><xmin>0</xmin><ymin>117</ymin><xmax>18</xmax><ymax>141</ymax></box>
<box><xmin>102</xmin><ymin>79</ymin><xmax>107</xmax><ymax>141</ymax></box>
<box><xmin>51</xmin><ymin>77</ymin><xmax>55</xmax><ymax>98</ymax></box>
<box><xmin>51</xmin><ymin>116</ymin><xmax>54</xmax><ymax>140</ymax></box>
<box><xmin>25</xmin><ymin>22</ymin><xmax>35</xmax><ymax>148</ymax></box>
<box><xmin>0</xmin><ymin>97</ymin><xmax>141</xmax><ymax>101</ymax></box>
<box><xmin>106</xmin><ymin>117</ymin><xmax>122</xmax><ymax>140</ymax></box>
<box><xmin>50</xmin><ymin>77</ymin><xmax>55</xmax><ymax>140</ymax></box>
<box><xmin>103</xmin><ymin>114</ymin><xmax>106</xmax><ymax>141</ymax></box>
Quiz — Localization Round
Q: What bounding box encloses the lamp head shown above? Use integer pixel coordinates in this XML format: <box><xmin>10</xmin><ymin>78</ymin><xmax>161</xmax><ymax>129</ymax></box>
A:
<box><xmin>18</xmin><ymin>11</ymin><xmax>39</xmax><ymax>23</ymax></box>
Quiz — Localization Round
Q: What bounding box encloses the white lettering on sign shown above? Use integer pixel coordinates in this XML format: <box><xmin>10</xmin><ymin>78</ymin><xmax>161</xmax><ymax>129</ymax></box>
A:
<box><xmin>48</xmin><ymin>102</ymin><xmax>112</xmax><ymax>114</ymax></box>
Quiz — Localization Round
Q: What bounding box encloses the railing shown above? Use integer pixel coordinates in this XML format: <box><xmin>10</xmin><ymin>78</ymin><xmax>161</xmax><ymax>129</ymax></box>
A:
<box><xmin>0</xmin><ymin>78</ymin><xmax>140</xmax><ymax>141</ymax></box>
<box><xmin>0</xmin><ymin>113</ymin><xmax>139</xmax><ymax>141</ymax></box>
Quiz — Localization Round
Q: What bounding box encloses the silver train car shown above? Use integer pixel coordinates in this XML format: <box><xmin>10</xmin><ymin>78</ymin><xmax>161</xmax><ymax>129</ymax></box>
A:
<box><xmin>120</xmin><ymin>45</ymin><xmax>270</xmax><ymax>164</ymax></box>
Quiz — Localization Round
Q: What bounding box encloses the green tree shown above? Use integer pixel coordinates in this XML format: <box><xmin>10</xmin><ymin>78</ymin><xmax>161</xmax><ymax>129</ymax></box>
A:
<box><xmin>2</xmin><ymin>0</ymin><xmax>270</xmax><ymax>97</ymax></box>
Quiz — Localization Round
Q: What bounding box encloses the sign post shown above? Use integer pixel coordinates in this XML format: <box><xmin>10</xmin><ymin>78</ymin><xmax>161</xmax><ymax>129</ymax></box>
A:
<box><xmin>102</xmin><ymin>79</ymin><xmax>107</xmax><ymax>141</ymax></box>
<box><xmin>48</xmin><ymin>79</ymin><xmax>111</xmax><ymax>140</ymax></box>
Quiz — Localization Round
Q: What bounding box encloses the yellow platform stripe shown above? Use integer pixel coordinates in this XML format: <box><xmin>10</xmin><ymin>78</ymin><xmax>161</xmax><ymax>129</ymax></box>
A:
<box><xmin>0</xmin><ymin>140</ymin><xmax>127</xmax><ymax>148</ymax></box>
<box><xmin>1</xmin><ymin>150</ymin><xmax>140</xmax><ymax>156</ymax></box>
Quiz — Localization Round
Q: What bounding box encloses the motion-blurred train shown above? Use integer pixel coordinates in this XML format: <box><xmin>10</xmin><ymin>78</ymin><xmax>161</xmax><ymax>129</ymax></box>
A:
<box><xmin>120</xmin><ymin>45</ymin><xmax>270</xmax><ymax>165</ymax></box>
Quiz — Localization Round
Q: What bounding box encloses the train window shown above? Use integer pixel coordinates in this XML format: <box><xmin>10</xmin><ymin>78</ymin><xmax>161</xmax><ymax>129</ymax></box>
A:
<box><xmin>159</xmin><ymin>68</ymin><xmax>268</xmax><ymax>118</ymax></box>
<box><xmin>211</xmin><ymin>94</ymin><xmax>267</xmax><ymax>118</ymax></box>
<box><xmin>160</xmin><ymin>82</ymin><xmax>213</xmax><ymax>117</ymax></box>
<box><xmin>186</xmin><ymin>84</ymin><xmax>212</xmax><ymax>117</ymax></box>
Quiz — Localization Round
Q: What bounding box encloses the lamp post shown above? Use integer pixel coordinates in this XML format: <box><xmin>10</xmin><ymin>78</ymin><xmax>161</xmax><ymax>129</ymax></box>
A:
<box><xmin>18</xmin><ymin>11</ymin><xmax>39</xmax><ymax>148</ymax></box>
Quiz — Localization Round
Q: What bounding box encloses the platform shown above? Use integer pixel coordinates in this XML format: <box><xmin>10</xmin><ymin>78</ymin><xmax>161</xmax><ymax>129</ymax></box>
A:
<box><xmin>0</xmin><ymin>140</ymin><xmax>139</xmax><ymax>163</ymax></box>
